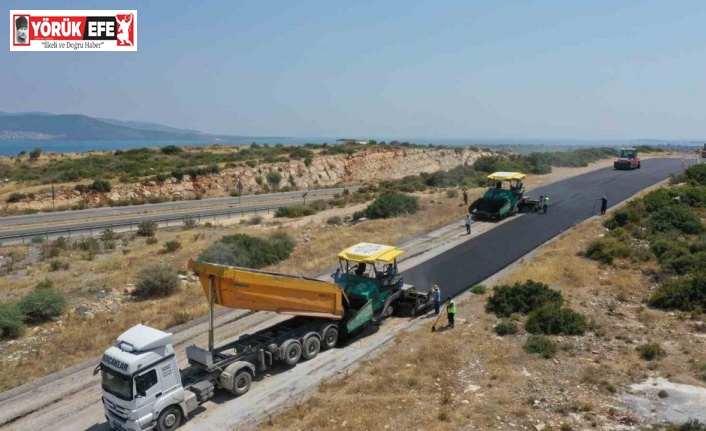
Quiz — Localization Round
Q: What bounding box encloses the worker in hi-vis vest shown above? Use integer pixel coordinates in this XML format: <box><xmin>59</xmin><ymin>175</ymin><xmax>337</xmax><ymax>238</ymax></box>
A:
<box><xmin>446</xmin><ymin>296</ymin><xmax>456</xmax><ymax>328</ymax></box>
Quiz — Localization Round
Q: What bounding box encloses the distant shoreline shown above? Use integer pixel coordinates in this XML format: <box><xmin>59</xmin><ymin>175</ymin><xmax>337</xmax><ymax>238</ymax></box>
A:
<box><xmin>0</xmin><ymin>138</ymin><xmax>701</xmax><ymax>157</ymax></box>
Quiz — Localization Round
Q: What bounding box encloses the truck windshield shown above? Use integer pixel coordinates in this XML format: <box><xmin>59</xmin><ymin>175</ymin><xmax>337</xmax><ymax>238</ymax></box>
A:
<box><xmin>101</xmin><ymin>366</ymin><xmax>133</xmax><ymax>400</ymax></box>
<box><xmin>619</xmin><ymin>150</ymin><xmax>634</xmax><ymax>158</ymax></box>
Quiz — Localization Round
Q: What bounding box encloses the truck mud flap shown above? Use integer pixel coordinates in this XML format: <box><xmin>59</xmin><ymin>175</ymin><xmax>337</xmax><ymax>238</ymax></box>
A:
<box><xmin>346</xmin><ymin>300</ymin><xmax>374</xmax><ymax>334</ymax></box>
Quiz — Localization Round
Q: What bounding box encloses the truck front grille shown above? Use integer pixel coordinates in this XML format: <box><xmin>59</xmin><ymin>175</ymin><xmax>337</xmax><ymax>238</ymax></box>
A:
<box><xmin>104</xmin><ymin>398</ymin><xmax>129</xmax><ymax>420</ymax></box>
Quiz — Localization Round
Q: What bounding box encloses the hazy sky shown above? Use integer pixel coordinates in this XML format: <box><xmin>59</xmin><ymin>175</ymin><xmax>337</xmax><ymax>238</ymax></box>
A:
<box><xmin>3</xmin><ymin>1</ymin><xmax>706</xmax><ymax>140</ymax></box>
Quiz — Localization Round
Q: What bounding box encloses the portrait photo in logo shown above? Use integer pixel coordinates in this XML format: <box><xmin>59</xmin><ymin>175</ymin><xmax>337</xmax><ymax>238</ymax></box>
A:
<box><xmin>15</xmin><ymin>15</ymin><xmax>29</xmax><ymax>44</ymax></box>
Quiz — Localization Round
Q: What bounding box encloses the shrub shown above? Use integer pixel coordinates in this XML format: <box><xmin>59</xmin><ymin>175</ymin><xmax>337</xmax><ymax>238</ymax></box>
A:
<box><xmin>77</xmin><ymin>236</ymin><xmax>99</xmax><ymax>252</ymax></box>
<box><xmin>183</xmin><ymin>216</ymin><xmax>196</xmax><ymax>229</ymax></box>
<box><xmin>91</xmin><ymin>179</ymin><xmax>111</xmax><ymax>192</ymax></box>
<box><xmin>446</xmin><ymin>189</ymin><xmax>458</xmax><ymax>199</ymax></box>
<box><xmin>363</xmin><ymin>192</ymin><xmax>420</xmax><ymax>219</ymax></box>
<box><xmin>494</xmin><ymin>320</ymin><xmax>518</xmax><ymax>336</ymax></box>
<box><xmin>684</xmin><ymin>164</ymin><xmax>706</xmax><ymax>186</ymax></box>
<box><xmin>671</xmin><ymin>420</ymin><xmax>706</xmax><ymax>431</ymax></box>
<box><xmin>649</xmin><ymin>205</ymin><xmax>704</xmax><ymax>235</ymax></box>
<box><xmin>584</xmin><ymin>237</ymin><xmax>633</xmax><ymax>264</ymax></box>
<box><xmin>248</xmin><ymin>215</ymin><xmax>263</xmax><ymax>225</ymax></box>
<box><xmin>146</xmin><ymin>237</ymin><xmax>158</xmax><ymax>245</ymax></box>
<box><xmin>636</xmin><ymin>342</ymin><xmax>666</xmax><ymax>361</ymax></box>
<box><xmin>134</xmin><ymin>263</ymin><xmax>180</xmax><ymax>298</ymax></box>
<box><xmin>101</xmin><ymin>228</ymin><xmax>117</xmax><ymax>242</ymax></box>
<box><xmin>524</xmin><ymin>335</ymin><xmax>557</xmax><ymax>358</ymax></box>
<box><xmin>50</xmin><ymin>260</ymin><xmax>62</xmax><ymax>271</ymax></box>
<box><xmin>326</xmin><ymin>216</ymin><xmax>343</xmax><ymax>226</ymax></box>
<box><xmin>18</xmin><ymin>288</ymin><xmax>66</xmax><ymax>324</ymax></box>
<box><xmin>163</xmin><ymin>240</ymin><xmax>181</xmax><ymax>253</ymax></box>
<box><xmin>525</xmin><ymin>303</ymin><xmax>587</xmax><ymax>335</ymax></box>
<box><xmin>161</xmin><ymin>145</ymin><xmax>183</xmax><ymax>155</ymax></box>
<box><xmin>485</xmin><ymin>280</ymin><xmax>563</xmax><ymax>317</ymax></box>
<box><xmin>266</xmin><ymin>171</ymin><xmax>282</xmax><ymax>189</ymax></box>
<box><xmin>0</xmin><ymin>303</ymin><xmax>26</xmax><ymax>339</ymax></box>
<box><xmin>7</xmin><ymin>192</ymin><xmax>26</xmax><ymax>203</ymax></box>
<box><xmin>31</xmin><ymin>235</ymin><xmax>46</xmax><ymax>244</ymax></box>
<box><xmin>199</xmin><ymin>232</ymin><xmax>296</xmax><ymax>268</ymax></box>
<box><xmin>648</xmin><ymin>273</ymin><xmax>706</xmax><ymax>312</ymax></box>
<box><xmin>169</xmin><ymin>310</ymin><xmax>195</xmax><ymax>327</ymax></box>
<box><xmin>137</xmin><ymin>220</ymin><xmax>158</xmax><ymax>237</ymax></box>
<box><xmin>275</xmin><ymin>204</ymin><xmax>316</xmax><ymax>218</ymax></box>
<box><xmin>29</xmin><ymin>147</ymin><xmax>42</xmax><ymax>161</ymax></box>
<box><xmin>469</xmin><ymin>284</ymin><xmax>487</xmax><ymax>294</ymax></box>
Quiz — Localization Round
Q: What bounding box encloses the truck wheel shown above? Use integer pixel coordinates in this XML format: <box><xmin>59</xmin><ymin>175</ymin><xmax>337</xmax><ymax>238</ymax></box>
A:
<box><xmin>231</xmin><ymin>369</ymin><xmax>252</xmax><ymax>396</ymax></box>
<box><xmin>322</xmin><ymin>326</ymin><xmax>338</xmax><ymax>350</ymax></box>
<box><xmin>302</xmin><ymin>336</ymin><xmax>321</xmax><ymax>360</ymax></box>
<box><xmin>156</xmin><ymin>406</ymin><xmax>182</xmax><ymax>431</ymax></box>
<box><xmin>282</xmin><ymin>340</ymin><xmax>302</xmax><ymax>365</ymax></box>
<box><xmin>637</xmin><ymin>162</ymin><xmax>641</xmax><ymax>169</ymax></box>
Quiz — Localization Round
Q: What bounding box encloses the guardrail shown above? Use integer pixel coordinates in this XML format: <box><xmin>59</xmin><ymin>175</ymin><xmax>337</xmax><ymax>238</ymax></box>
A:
<box><xmin>0</xmin><ymin>200</ymin><xmax>302</xmax><ymax>246</ymax></box>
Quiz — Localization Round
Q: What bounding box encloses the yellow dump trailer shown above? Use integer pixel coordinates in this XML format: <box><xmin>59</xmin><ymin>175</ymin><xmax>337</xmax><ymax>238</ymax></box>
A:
<box><xmin>188</xmin><ymin>259</ymin><xmax>345</xmax><ymax>319</ymax></box>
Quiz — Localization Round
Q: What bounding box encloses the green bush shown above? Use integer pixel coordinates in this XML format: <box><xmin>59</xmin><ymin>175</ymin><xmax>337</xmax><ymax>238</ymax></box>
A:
<box><xmin>275</xmin><ymin>204</ymin><xmax>316</xmax><ymax>218</ymax></box>
<box><xmin>669</xmin><ymin>420</ymin><xmax>706</xmax><ymax>431</ymax></box>
<box><xmin>660</xmin><ymin>252</ymin><xmax>706</xmax><ymax>275</ymax></box>
<box><xmin>134</xmin><ymin>263</ymin><xmax>180</xmax><ymax>298</ymax></box>
<box><xmin>183</xmin><ymin>216</ymin><xmax>196</xmax><ymax>229</ymax></box>
<box><xmin>146</xmin><ymin>237</ymin><xmax>158</xmax><ymax>245</ymax></box>
<box><xmin>684</xmin><ymin>164</ymin><xmax>706</xmax><ymax>186</ymax></box>
<box><xmin>636</xmin><ymin>342</ymin><xmax>666</xmax><ymax>361</ymax></box>
<box><xmin>7</xmin><ymin>192</ymin><xmax>26</xmax><ymax>203</ymax></box>
<box><xmin>648</xmin><ymin>273</ymin><xmax>706</xmax><ymax>312</ymax></box>
<box><xmin>266</xmin><ymin>171</ymin><xmax>282</xmax><ymax>189</ymax></box>
<box><xmin>485</xmin><ymin>280</ymin><xmax>563</xmax><ymax>317</ymax></box>
<box><xmin>160</xmin><ymin>145</ymin><xmax>183</xmax><ymax>155</ymax></box>
<box><xmin>446</xmin><ymin>189</ymin><xmax>458</xmax><ymax>199</ymax></box>
<box><xmin>199</xmin><ymin>232</ymin><xmax>296</xmax><ymax>269</ymax></box>
<box><xmin>494</xmin><ymin>320</ymin><xmax>518</xmax><ymax>336</ymax></box>
<box><xmin>363</xmin><ymin>192</ymin><xmax>420</xmax><ymax>219</ymax></box>
<box><xmin>18</xmin><ymin>288</ymin><xmax>67</xmax><ymax>324</ymax></box>
<box><xmin>137</xmin><ymin>221</ymin><xmax>158</xmax><ymax>237</ymax></box>
<box><xmin>101</xmin><ymin>228</ymin><xmax>117</xmax><ymax>242</ymax></box>
<box><xmin>525</xmin><ymin>303</ymin><xmax>587</xmax><ymax>335</ymax></box>
<box><xmin>163</xmin><ymin>240</ymin><xmax>181</xmax><ymax>253</ymax></box>
<box><xmin>91</xmin><ymin>179</ymin><xmax>111</xmax><ymax>192</ymax></box>
<box><xmin>649</xmin><ymin>205</ymin><xmax>704</xmax><ymax>235</ymax></box>
<box><xmin>0</xmin><ymin>303</ymin><xmax>26</xmax><ymax>339</ymax></box>
<box><xmin>470</xmin><ymin>284</ymin><xmax>487</xmax><ymax>294</ymax></box>
<box><xmin>524</xmin><ymin>335</ymin><xmax>557</xmax><ymax>358</ymax></box>
<box><xmin>584</xmin><ymin>237</ymin><xmax>633</xmax><ymax>264</ymax></box>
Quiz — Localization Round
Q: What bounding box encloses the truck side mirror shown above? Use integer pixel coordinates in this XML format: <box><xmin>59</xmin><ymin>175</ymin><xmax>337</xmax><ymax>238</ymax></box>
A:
<box><xmin>93</xmin><ymin>364</ymin><xmax>101</xmax><ymax>376</ymax></box>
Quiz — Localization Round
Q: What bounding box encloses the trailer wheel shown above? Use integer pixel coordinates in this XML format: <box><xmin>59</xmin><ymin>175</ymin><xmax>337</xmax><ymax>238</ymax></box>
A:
<box><xmin>302</xmin><ymin>336</ymin><xmax>321</xmax><ymax>360</ymax></box>
<box><xmin>156</xmin><ymin>406</ymin><xmax>182</xmax><ymax>431</ymax></box>
<box><xmin>282</xmin><ymin>340</ymin><xmax>302</xmax><ymax>366</ymax></box>
<box><xmin>231</xmin><ymin>369</ymin><xmax>252</xmax><ymax>396</ymax></box>
<box><xmin>322</xmin><ymin>326</ymin><xmax>339</xmax><ymax>350</ymax></box>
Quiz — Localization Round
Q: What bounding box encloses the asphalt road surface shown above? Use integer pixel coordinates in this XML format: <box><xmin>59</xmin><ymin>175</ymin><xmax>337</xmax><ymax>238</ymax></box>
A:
<box><xmin>404</xmin><ymin>158</ymin><xmax>683</xmax><ymax>296</ymax></box>
<box><xmin>0</xmin><ymin>158</ymin><xmax>683</xmax><ymax>431</ymax></box>
<box><xmin>0</xmin><ymin>187</ymin><xmax>354</xmax><ymax>245</ymax></box>
<box><xmin>0</xmin><ymin>187</ymin><xmax>352</xmax><ymax>228</ymax></box>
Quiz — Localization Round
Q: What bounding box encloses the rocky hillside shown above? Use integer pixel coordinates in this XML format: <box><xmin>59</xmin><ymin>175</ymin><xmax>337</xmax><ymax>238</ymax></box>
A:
<box><xmin>8</xmin><ymin>147</ymin><xmax>491</xmax><ymax>211</ymax></box>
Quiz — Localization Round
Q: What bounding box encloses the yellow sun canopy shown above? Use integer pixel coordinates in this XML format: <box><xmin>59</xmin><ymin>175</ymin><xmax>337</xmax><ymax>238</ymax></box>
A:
<box><xmin>487</xmin><ymin>171</ymin><xmax>526</xmax><ymax>181</ymax></box>
<box><xmin>338</xmin><ymin>243</ymin><xmax>405</xmax><ymax>264</ymax></box>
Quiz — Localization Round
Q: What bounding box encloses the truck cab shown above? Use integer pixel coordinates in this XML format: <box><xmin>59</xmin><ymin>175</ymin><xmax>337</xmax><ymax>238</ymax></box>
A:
<box><xmin>100</xmin><ymin>325</ymin><xmax>196</xmax><ymax>431</ymax></box>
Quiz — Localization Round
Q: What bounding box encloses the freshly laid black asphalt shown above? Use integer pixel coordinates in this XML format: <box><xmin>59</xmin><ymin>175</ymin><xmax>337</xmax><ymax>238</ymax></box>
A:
<box><xmin>403</xmin><ymin>158</ymin><xmax>684</xmax><ymax>297</ymax></box>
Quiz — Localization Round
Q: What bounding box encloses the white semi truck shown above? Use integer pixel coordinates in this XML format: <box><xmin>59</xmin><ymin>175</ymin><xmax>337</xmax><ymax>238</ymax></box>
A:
<box><xmin>99</xmin><ymin>246</ymin><xmax>432</xmax><ymax>431</ymax></box>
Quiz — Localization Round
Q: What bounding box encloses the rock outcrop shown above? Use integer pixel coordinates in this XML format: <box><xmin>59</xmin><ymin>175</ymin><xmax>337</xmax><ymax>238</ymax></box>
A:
<box><xmin>9</xmin><ymin>147</ymin><xmax>491</xmax><ymax>210</ymax></box>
